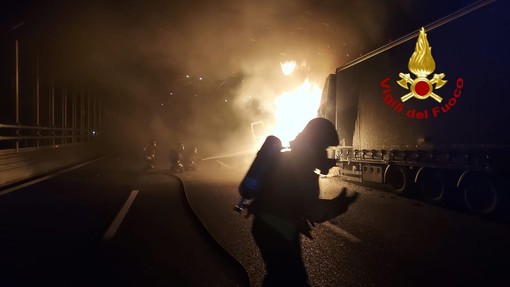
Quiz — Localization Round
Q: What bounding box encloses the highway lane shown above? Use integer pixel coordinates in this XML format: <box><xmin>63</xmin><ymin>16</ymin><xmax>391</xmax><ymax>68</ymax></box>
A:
<box><xmin>0</xmin><ymin>156</ymin><xmax>248</xmax><ymax>287</ymax></box>
<box><xmin>179</xmin><ymin>160</ymin><xmax>510</xmax><ymax>287</ymax></box>
<box><xmin>2</xmin><ymin>154</ymin><xmax>510</xmax><ymax>287</ymax></box>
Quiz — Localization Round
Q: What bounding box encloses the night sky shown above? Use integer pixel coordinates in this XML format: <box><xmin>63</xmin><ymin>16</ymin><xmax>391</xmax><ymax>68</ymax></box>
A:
<box><xmin>1</xmin><ymin>0</ymin><xmax>478</xmax><ymax>155</ymax></box>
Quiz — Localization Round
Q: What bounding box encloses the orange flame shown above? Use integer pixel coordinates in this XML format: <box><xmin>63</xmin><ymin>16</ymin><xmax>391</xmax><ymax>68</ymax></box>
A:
<box><xmin>280</xmin><ymin>61</ymin><xmax>297</xmax><ymax>76</ymax></box>
<box><xmin>272</xmin><ymin>76</ymin><xmax>322</xmax><ymax>147</ymax></box>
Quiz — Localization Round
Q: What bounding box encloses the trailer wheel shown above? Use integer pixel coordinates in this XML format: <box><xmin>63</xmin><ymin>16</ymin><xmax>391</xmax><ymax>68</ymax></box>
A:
<box><xmin>416</xmin><ymin>168</ymin><xmax>445</xmax><ymax>204</ymax></box>
<box><xmin>384</xmin><ymin>165</ymin><xmax>407</xmax><ymax>194</ymax></box>
<box><xmin>458</xmin><ymin>171</ymin><xmax>498</xmax><ymax>216</ymax></box>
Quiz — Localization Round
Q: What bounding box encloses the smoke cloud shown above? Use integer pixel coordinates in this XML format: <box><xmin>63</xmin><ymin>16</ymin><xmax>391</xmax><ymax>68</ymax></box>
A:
<box><xmin>13</xmin><ymin>0</ymin><xmax>406</xmax><ymax>157</ymax></box>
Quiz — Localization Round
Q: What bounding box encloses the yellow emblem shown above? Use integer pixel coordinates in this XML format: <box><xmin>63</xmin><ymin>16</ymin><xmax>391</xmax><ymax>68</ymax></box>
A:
<box><xmin>398</xmin><ymin>27</ymin><xmax>447</xmax><ymax>103</ymax></box>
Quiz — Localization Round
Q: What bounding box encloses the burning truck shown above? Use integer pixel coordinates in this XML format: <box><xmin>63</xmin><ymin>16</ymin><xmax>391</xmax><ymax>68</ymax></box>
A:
<box><xmin>318</xmin><ymin>0</ymin><xmax>510</xmax><ymax>217</ymax></box>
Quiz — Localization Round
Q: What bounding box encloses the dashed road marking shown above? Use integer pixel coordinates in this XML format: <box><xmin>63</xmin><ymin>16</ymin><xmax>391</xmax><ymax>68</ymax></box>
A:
<box><xmin>322</xmin><ymin>221</ymin><xmax>362</xmax><ymax>243</ymax></box>
<box><xmin>103</xmin><ymin>189</ymin><xmax>139</xmax><ymax>240</ymax></box>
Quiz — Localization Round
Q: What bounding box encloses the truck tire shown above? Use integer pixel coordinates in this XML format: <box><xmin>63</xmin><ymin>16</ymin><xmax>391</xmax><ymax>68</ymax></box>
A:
<box><xmin>384</xmin><ymin>165</ymin><xmax>407</xmax><ymax>194</ymax></box>
<box><xmin>416</xmin><ymin>168</ymin><xmax>445</xmax><ymax>204</ymax></box>
<box><xmin>458</xmin><ymin>171</ymin><xmax>498</xmax><ymax>216</ymax></box>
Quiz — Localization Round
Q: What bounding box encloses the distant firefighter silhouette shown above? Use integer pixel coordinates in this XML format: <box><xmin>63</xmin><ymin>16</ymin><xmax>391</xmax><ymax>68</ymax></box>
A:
<box><xmin>169</xmin><ymin>142</ymin><xmax>186</xmax><ymax>173</ymax></box>
<box><xmin>142</xmin><ymin>140</ymin><xmax>157</xmax><ymax>171</ymax></box>
<box><xmin>184</xmin><ymin>146</ymin><xmax>200</xmax><ymax>171</ymax></box>
<box><xmin>244</xmin><ymin>118</ymin><xmax>358</xmax><ymax>286</ymax></box>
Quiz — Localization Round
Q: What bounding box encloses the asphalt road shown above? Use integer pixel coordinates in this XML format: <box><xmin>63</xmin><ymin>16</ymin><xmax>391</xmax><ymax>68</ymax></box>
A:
<box><xmin>0</xmin><ymin>156</ymin><xmax>248</xmax><ymax>287</ymax></box>
<box><xmin>2</xmin><ymin>155</ymin><xmax>510</xmax><ymax>287</ymax></box>
<box><xmin>178</xmin><ymin>158</ymin><xmax>510</xmax><ymax>287</ymax></box>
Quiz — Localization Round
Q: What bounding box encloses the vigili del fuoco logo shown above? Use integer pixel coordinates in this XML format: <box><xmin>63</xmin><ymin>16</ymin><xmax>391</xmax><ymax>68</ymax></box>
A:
<box><xmin>380</xmin><ymin>27</ymin><xmax>464</xmax><ymax>120</ymax></box>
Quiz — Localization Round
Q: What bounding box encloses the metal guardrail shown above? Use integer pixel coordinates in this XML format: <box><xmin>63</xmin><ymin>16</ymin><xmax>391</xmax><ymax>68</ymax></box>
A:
<box><xmin>0</xmin><ymin>123</ymin><xmax>97</xmax><ymax>152</ymax></box>
<box><xmin>1</xmin><ymin>34</ymin><xmax>102</xmax><ymax>153</ymax></box>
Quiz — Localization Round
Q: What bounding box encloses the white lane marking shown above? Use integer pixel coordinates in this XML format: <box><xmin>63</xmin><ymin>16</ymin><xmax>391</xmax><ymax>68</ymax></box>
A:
<box><xmin>103</xmin><ymin>190</ymin><xmax>139</xmax><ymax>240</ymax></box>
<box><xmin>322</xmin><ymin>221</ymin><xmax>362</xmax><ymax>243</ymax></box>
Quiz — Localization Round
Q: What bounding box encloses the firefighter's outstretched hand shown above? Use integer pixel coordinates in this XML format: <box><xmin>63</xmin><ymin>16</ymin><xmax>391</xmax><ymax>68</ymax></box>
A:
<box><xmin>333</xmin><ymin>187</ymin><xmax>358</xmax><ymax>216</ymax></box>
<box><xmin>311</xmin><ymin>188</ymin><xmax>358</xmax><ymax>223</ymax></box>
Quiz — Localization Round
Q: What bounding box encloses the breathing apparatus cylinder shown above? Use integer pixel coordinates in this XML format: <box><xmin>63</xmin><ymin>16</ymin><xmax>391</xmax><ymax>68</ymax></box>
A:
<box><xmin>234</xmin><ymin>135</ymin><xmax>282</xmax><ymax>213</ymax></box>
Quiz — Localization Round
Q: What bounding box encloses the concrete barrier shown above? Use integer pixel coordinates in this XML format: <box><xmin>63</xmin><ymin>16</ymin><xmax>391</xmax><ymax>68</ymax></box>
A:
<box><xmin>0</xmin><ymin>143</ymin><xmax>104</xmax><ymax>188</ymax></box>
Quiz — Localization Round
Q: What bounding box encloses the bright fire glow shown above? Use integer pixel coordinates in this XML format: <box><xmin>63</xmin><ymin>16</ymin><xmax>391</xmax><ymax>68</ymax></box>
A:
<box><xmin>280</xmin><ymin>61</ymin><xmax>297</xmax><ymax>76</ymax></box>
<box><xmin>272</xmin><ymin>77</ymin><xmax>322</xmax><ymax>147</ymax></box>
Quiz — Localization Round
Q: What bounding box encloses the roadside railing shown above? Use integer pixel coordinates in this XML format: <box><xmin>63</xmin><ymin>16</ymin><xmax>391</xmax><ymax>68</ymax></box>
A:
<box><xmin>0</xmin><ymin>123</ymin><xmax>98</xmax><ymax>153</ymax></box>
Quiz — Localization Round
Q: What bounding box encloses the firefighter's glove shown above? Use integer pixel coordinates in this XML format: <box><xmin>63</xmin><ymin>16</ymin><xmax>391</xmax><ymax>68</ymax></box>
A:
<box><xmin>333</xmin><ymin>188</ymin><xmax>358</xmax><ymax>216</ymax></box>
<box><xmin>311</xmin><ymin>188</ymin><xmax>358</xmax><ymax>223</ymax></box>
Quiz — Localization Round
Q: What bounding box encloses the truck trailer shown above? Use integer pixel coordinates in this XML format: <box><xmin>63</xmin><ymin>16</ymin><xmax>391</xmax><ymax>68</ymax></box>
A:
<box><xmin>319</xmin><ymin>0</ymin><xmax>510</xmax><ymax>217</ymax></box>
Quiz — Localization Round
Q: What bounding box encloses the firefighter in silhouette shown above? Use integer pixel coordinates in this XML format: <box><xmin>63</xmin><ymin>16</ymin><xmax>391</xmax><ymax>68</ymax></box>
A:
<box><xmin>184</xmin><ymin>145</ymin><xmax>200</xmax><ymax>171</ymax></box>
<box><xmin>142</xmin><ymin>139</ymin><xmax>157</xmax><ymax>171</ymax></box>
<box><xmin>247</xmin><ymin>118</ymin><xmax>358</xmax><ymax>286</ymax></box>
<box><xmin>169</xmin><ymin>142</ymin><xmax>186</xmax><ymax>173</ymax></box>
